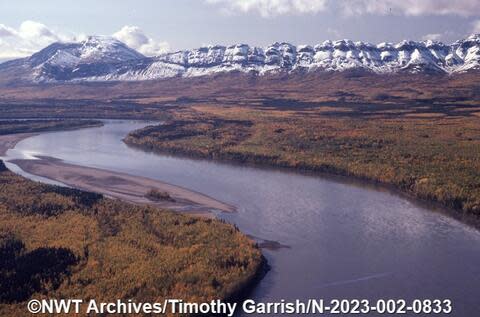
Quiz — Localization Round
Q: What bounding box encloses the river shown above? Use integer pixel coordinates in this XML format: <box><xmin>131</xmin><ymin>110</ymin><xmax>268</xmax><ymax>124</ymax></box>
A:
<box><xmin>4</xmin><ymin>120</ymin><xmax>480</xmax><ymax>316</ymax></box>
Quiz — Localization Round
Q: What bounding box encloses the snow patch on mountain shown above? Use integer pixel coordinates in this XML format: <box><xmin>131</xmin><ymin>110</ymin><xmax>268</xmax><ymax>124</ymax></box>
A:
<box><xmin>1</xmin><ymin>34</ymin><xmax>480</xmax><ymax>83</ymax></box>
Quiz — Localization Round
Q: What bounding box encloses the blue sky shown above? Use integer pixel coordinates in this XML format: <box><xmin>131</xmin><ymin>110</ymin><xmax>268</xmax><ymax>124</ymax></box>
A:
<box><xmin>1</xmin><ymin>0</ymin><xmax>480</xmax><ymax>60</ymax></box>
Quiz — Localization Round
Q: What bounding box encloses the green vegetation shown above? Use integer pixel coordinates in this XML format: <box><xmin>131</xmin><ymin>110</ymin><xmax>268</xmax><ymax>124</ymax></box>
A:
<box><xmin>125</xmin><ymin>103</ymin><xmax>480</xmax><ymax>216</ymax></box>
<box><xmin>0</xmin><ymin>163</ymin><xmax>264</xmax><ymax>315</ymax></box>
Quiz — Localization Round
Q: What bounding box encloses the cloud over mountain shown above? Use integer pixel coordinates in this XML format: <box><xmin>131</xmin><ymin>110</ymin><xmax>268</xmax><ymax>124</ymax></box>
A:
<box><xmin>0</xmin><ymin>21</ymin><xmax>70</xmax><ymax>60</ymax></box>
<box><xmin>2</xmin><ymin>33</ymin><xmax>479</xmax><ymax>85</ymax></box>
<box><xmin>472</xmin><ymin>20</ymin><xmax>480</xmax><ymax>34</ymax></box>
<box><xmin>0</xmin><ymin>21</ymin><xmax>169</xmax><ymax>61</ymax></box>
<box><xmin>112</xmin><ymin>26</ymin><xmax>169</xmax><ymax>56</ymax></box>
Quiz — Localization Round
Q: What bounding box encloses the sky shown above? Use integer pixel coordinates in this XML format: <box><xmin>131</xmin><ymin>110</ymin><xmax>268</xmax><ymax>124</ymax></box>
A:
<box><xmin>1</xmin><ymin>0</ymin><xmax>480</xmax><ymax>61</ymax></box>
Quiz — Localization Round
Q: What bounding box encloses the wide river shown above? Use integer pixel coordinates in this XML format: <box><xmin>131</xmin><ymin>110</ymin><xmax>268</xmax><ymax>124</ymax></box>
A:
<box><xmin>5</xmin><ymin>120</ymin><xmax>480</xmax><ymax>316</ymax></box>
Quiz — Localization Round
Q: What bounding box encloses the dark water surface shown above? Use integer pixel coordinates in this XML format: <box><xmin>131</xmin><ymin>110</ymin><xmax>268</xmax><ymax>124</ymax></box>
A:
<box><xmin>5</xmin><ymin>121</ymin><xmax>480</xmax><ymax>316</ymax></box>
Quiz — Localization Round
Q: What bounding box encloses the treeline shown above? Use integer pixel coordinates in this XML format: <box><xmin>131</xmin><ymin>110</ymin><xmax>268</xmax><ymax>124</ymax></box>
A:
<box><xmin>0</xmin><ymin>163</ymin><xmax>265</xmax><ymax>315</ymax></box>
<box><xmin>124</xmin><ymin>106</ymin><xmax>480</xmax><ymax>216</ymax></box>
<box><xmin>125</xmin><ymin>119</ymin><xmax>253</xmax><ymax>158</ymax></box>
<box><xmin>0</xmin><ymin>119</ymin><xmax>102</xmax><ymax>135</ymax></box>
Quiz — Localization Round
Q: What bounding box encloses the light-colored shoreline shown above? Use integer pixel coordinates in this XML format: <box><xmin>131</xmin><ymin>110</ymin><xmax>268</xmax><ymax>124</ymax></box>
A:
<box><xmin>0</xmin><ymin>133</ymin><xmax>38</xmax><ymax>156</ymax></box>
<box><xmin>0</xmin><ymin>133</ymin><xmax>235</xmax><ymax>215</ymax></box>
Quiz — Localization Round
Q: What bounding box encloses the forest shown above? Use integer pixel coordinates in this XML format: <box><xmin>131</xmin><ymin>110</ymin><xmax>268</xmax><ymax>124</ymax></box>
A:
<box><xmin>0</xmin><ymin>118</ymin><xmax>265</xmax><ymax>316</ymax></box>
<box><xmin>0</xmin><ymin>119</ymin><xmax>102</xmax><ymax>135</ymax></box>
<box><xmin>124</xmin><ymin>101</ymin><xmax>480</xmax><ymax>216</ymax></box>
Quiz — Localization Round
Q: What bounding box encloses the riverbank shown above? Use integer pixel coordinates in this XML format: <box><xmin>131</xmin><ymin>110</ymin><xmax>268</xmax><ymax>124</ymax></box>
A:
<box><xmin>9</xmin><ymin>156</ymin><xmax>234</xmax><ymax>215</ymax></box>
<box><xmin>124</xmin><ymin>140</ymin><xmax>480</xmax><ymax>229</ymax></box>
<box><xmin>4</xmin><ymin>120</ymin><xmax>480</xmax><ymax>317</ymax></box>
<box><xmin>123</xmin><ymin>105</ymin><xmax>480</xmax><ymax>217</ymax></box>
<box><xmin>0</xmin><ymin>133</ymin><xmax>36</xmax><ymax>156</ymax></box>
<box><xmin>0</xmin><ymin>130</ymin><xmax>235</xmax><ymax>216</ymax></box>
<box><xmin>0</xmin><ymin>121</ymin><xmax>267</xmax><ymax>315</ymax></box>
<box><xmin>0</xmin><ymin>163</ymin><xmax>265</xmax><ymax>316</ymax></box>
<box><xmin>0</xmin><ymin>119</ymin><xmax>103</xmax><ymax>156</ymax></box>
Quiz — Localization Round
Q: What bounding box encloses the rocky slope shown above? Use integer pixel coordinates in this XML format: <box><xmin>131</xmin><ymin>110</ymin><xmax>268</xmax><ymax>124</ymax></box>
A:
<box><xmin>1</xmin><ymin>34</ymin><xmax>479</xmax><ymax>83</ymax></box>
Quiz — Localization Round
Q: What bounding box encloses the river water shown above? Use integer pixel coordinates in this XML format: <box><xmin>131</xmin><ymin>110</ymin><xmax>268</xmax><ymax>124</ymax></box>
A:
<box><xmin>5</xmin><ymin>120</ymin><xmax>480</xmax><ymax>316</ymax></box>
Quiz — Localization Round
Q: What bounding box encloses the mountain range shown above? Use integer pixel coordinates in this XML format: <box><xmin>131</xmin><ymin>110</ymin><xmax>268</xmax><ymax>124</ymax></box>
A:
<box><xmin>1</xmin><ymin>34</ymin><xmax>479</xmax><ymax>84</ymax></box>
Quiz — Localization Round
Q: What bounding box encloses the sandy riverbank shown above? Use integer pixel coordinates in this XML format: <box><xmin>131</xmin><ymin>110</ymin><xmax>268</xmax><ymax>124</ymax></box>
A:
<box><xmin>0</xmin><ymin>134</ymin><xmax>234</xmax><ymax>215</ymax></box>
<box><xmin>0</xmin><ymin>133</ymin><xmax>37</xmax><ymax>156</ymax></box>
<box><xmin>10</xmin><ymin>156</ymin><xmax>234</xmax><ymax>215</ymax></box>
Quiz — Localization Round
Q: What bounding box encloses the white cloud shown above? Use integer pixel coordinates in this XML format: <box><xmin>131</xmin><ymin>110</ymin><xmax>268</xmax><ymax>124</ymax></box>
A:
<box><xmin>18</xmin><ymin>20</ymin><xmax>59</xmax><ymax>41</ymax></box>
<box><xmin>206</xmin><ymin>0</ymin><xmax>480</xmax><ymax>17</ymax></box>
<box><xmin>420</xmin><ymin>30</ymin><xmax>460</xmax><ymax>43</ymax></box>
<box><xmin>0</xmin><ymin>21</ymin><xmax>70</xmax><ymax>60</ymax></box>
<box><xmin>421</xmin><ymin>33</ymin><xmax>443</xmax><ymax>41</ymax></box>
<box><xmin>472</xmin><ymin>20</ymin><xmax>480</xmax><ymax>34</ymax></box>
<box><xmin>205</xmin><ymin>0</ymin><xmax>328</xmax><ymax>17</ymax></box>
<box><xmin>112</xmin><ymin>25</ymin><xmax>169</xmax><ymax>56</ymax></box>
<box><xmin>339</xmin><ymin>0</ymin><xmax>480</xmax><ymax>17</ymax></box>
<box><xmin>326</xmin><ymin>27</ymin><xmax>341</xmax><ymax>39</ymax></box>
<box><xmin>0</xmin><ymin>21</ymin><xmax>170</xmax><ymax>61</ymax></box>
<box><xmin>0</xmin><ymin>24</ymin><xmax>16</xmax><ymax>37</ymax></box>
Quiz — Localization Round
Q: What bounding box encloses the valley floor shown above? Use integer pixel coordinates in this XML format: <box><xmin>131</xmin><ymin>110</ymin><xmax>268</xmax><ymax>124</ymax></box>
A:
<box><xmin>0</xmin><ymin>121</ymin><xmax>265</xmax><ymax>316</ymax></box>
<box><xmin>124</xmin><ymin>101</ymin><xmax>480</xmax><ymax>217</ymax></box>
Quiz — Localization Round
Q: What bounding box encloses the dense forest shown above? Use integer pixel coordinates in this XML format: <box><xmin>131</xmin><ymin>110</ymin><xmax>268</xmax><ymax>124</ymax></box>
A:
<box><xmin>0</xmin><ymin>161</ymin><xmax>264</xmax><ymax>315</ymax></box>
<box><xmin>124</xmin><ymin>102</ymin><xmax>480</xmax><ymax>216</ymax></box>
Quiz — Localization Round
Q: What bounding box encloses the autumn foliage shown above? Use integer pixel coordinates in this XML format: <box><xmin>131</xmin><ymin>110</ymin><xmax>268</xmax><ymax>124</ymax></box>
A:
<box><xmin>0</xmin><ymin>168</ymin><xmax>264</xmax><ymax>316</ymax></box>
<box><xmin>125</xmin><ymin>102</ymin><xmax>480</xmax><ymax>216</ymax></box>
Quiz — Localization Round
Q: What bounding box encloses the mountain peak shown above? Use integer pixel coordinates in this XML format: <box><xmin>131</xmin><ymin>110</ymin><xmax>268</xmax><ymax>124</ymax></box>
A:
<box><xmin>24</xmin><ymin>35</ymin><xmax>145</xmax><ymax>72</ymax></box>
<box><xmin>1</xmin><ymin>34</ymin><xmax>479</xmax><ymax>83</ymax></box>
<box><xmin>466</xmin><ymin>33</ymin><xmax>480</xmax><ymax>41</ymax></box>
<box><xmin>77</xmin><ymin>35</ymin><xmax>145</xmax><ymax>63</ymax></box>
<box><xmin>84</xmin><ymin>35</ymin><xmax>120</xmax><ymax>43</ymax></box>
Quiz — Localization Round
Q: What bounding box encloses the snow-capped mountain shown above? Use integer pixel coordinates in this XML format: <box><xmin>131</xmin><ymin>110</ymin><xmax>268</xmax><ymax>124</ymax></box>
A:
<box><xmin>1</xmin><ymin>34</ymin><xmax>479</xmax><ymax>83</ymax></box>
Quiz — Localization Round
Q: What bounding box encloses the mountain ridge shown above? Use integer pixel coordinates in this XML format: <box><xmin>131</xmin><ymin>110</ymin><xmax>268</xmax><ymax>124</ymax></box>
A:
<box><xmin>1</xmin><ymin>34</ymin><xmax>479</xmax><ymax>84</ymax></box>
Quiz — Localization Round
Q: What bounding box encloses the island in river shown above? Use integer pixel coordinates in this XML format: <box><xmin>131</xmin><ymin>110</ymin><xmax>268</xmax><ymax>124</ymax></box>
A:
<box><xmin>0</xmin><ymin>128</ymin><xmax>234</xmax><ymax>216</ymax></box>
<box><xmin>5</xmin><ymin>119</ymin><xmax>480</xmax><ymax>317</ymax></box>
<box><xmin>0</xmin><ymin>120</ymin><xmax>265</xmax><ymax>316</ymax></box>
